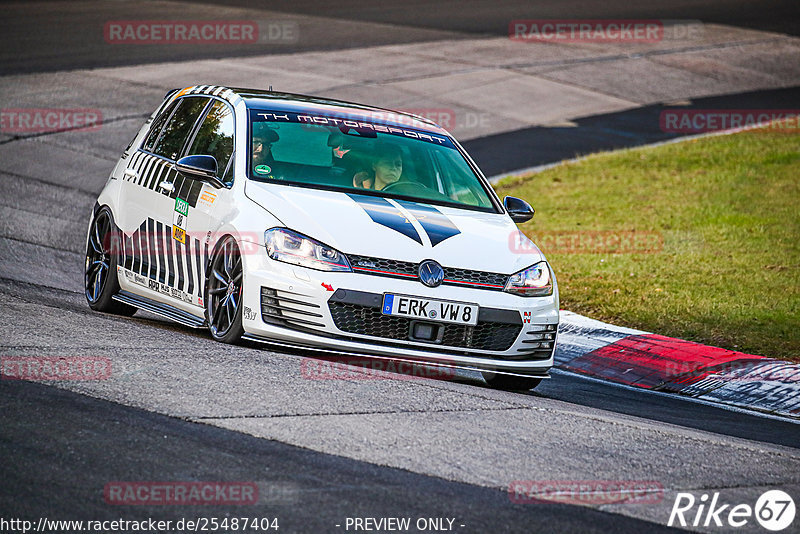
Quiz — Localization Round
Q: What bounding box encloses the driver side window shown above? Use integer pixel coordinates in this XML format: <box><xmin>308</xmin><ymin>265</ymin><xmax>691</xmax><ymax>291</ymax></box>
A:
<box><xmin>152</xmin><ymin>97</ymin><xmax>209</xmax><ymax>161</ymax></box>
<box><xmin>187</xmin><ymin>100</ymin><xmax>235</xmax><ymax>182</ymax></box>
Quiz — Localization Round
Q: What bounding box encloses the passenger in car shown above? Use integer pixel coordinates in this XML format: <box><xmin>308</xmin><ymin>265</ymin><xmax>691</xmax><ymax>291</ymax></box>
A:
<box><xmin>252</xmin><ymin>127</ymin><xmax>280</xmax><ymax>168</ymax></box>
<box><xmin>352</xmin><ymin>142</ymin><xmax>403</xmax><ymax>191</ymax></box>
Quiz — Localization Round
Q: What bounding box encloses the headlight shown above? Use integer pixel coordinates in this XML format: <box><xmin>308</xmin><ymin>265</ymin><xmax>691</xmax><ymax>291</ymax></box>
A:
<box><xmin>264</xmin><ymin>228</ymin><xmax>351</xmax><ymax>272</ymax></box>
<box><xmin>504</xmin><ymin>262</ymin><xmax>552</xmax><ymax>297</ymax></box>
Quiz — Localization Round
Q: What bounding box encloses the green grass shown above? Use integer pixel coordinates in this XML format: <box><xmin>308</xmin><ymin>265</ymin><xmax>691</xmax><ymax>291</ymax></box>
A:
<box><xmin>494</xmin><ymin>126</ymin><xmax>800</xmax><ymax>361</ymax></box>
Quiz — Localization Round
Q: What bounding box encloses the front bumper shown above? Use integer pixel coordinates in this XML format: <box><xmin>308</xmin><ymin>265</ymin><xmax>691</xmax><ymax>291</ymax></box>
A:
<box><xmin>240</xmin><ymin>247</ymin><xmax>558</xmax><ymax>376</ymax></box>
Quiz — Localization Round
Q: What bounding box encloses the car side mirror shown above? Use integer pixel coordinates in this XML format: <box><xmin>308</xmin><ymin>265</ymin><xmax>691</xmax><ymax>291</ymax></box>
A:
<box><xmin>504</xmin><ymin>196</ymin><xmax>534</xmax><ymax>223</ymax></box>
<box><xmin>176</xmin><ymin>155</ymin><xmax>224</xmax><ymax>188</ymax></box>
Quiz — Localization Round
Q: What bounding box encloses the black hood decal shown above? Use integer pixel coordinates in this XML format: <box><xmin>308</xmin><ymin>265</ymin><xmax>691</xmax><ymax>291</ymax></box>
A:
<box><xmin>348</xmin><ymin>193</ymin><xmax>462</xmax><ymax>247</ymax></box>
<box><xmin>397</xmin><ymin>200</ymin><xmax>461</xmax><ymax>246</ymax></box>
<box><xmin>347</xmin><ymin>193</ymin><xmax>422</xmax><ymax>245</ymax></box>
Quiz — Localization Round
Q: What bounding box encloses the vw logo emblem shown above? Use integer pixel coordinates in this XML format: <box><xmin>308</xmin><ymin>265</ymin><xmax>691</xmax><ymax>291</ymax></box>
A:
<box><xmin>418</xmin><ymin>260</ymin><xmax>444</xmax><ymax>288</ymax></box>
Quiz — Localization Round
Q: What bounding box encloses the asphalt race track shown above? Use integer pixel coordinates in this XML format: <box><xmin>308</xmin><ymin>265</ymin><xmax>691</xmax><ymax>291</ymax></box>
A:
<box><xmin>1</xmin><ymin>1</ymin><xmax>799</xmax><ymax>533</ymax></box>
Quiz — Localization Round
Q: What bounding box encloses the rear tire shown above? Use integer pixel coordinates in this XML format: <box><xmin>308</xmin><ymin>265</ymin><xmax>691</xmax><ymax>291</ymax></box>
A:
<box><xmin>85</xmin><ymin>207</ymin><xmax>136</xmax><ymax>316</ymax></box>
<box><xmin>482</xmin><ymin>372</ymin><xmax>542</xmax><ymax>391</ymax></box>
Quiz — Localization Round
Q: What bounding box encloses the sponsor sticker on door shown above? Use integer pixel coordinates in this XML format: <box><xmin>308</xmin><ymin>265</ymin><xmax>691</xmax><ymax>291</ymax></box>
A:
<box><xmin>173</xmin><ymin>197</ymin><xmax>188</xmax><ymax>243</ymax></box>
<box><xmin>198</xmin><ymin>190</ymin><xmax>217</xmax><ymax>209</ymax></box>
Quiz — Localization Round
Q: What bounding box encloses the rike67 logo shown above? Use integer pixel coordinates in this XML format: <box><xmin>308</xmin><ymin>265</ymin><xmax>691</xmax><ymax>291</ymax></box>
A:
<box><xmin>668</xmin><ymin>490</ymin><xmax>795</xmax><ymax>531</ymax></box>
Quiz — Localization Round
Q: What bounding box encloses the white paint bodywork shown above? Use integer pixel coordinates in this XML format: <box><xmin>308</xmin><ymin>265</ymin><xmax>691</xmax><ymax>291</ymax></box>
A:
<box><xmin>93</xmin><ymin>86</ymin><xmax>559</xmax><ymax>376</ymax></box>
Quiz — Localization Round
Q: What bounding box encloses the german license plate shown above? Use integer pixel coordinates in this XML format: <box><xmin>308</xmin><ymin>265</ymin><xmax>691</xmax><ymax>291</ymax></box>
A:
<box><xmin>382</xmin><ymin>294</ymin><xmax>479</xmax><ymax>326</ymax></box>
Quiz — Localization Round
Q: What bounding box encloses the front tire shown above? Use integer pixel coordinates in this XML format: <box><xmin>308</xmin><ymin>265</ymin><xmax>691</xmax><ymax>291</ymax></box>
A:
<box><xmin>205</xmin><ymin>237</ymin><xmax>244</xmax><ymax>344</ymax></box>
<box><xmin>85</xmin><ymin>207</ymin><xmax>136</xmax><ymax>316</ymax></box>
<box><xmin>482</xmin><ymin>372</ymin><xmax>542</xmax><ymax>391</ymax></box>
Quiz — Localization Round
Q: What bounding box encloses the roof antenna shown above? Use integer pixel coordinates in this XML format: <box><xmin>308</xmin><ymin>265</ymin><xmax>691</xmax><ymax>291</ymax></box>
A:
<box><xmin>269</xmin><ymin>85</ymin><xmax>273</xmax><ymax>92</ymax></box>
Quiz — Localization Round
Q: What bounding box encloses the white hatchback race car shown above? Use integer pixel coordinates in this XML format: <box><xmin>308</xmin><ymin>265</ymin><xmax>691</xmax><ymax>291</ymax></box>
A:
<box><xmin>86</xmin><ymin>85</ymin><xmax>559</xmax><ymax>390</ymax></box>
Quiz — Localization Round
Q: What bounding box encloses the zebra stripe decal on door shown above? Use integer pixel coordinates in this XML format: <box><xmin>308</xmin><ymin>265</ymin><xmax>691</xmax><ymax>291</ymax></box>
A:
<box><xmin>124</xmin><ymin>150</ymin><xmax>205</xmax><ymax>208</ymax></box>
<box><xmin>119</xmin><ymin>217</ymin><xmax>210</xmax><ymax>307</ymax></box>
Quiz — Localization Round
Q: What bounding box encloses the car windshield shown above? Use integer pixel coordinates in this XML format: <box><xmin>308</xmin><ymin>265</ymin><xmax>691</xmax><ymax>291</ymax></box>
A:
<box><xmin>248</xmin><ymin>109</ymin><xmax>497</xmax><ymax>211</ymax></box>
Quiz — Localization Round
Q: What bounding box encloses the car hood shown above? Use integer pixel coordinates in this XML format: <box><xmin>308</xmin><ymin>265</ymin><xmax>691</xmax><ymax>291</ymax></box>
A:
<box><xmin>244</xmin><ymin>181</ymin><xmax>545</xmax><ymax>274</ymax></box>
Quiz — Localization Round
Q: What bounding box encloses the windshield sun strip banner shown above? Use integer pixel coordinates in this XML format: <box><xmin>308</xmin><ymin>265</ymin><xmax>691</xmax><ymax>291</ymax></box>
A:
<box><xmin>250</xmin><ymin>109</ymin><xmax>455</xmax><ymax>149</ymax></box>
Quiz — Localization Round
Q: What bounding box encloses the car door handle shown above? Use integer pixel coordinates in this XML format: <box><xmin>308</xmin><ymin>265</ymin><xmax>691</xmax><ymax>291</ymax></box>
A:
<box><xmin>158</xmin><ymin>181</ymin><xmax>175</xmax><ymax>193</ymax></box>
<box><xmin>123</xmin><ymin>169</ymin><xmax>138</xmax><ymax>180</ymax></box>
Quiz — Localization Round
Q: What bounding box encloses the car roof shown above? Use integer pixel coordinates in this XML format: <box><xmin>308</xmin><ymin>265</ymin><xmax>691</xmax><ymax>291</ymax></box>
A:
<box><xmin>168</xmin><ymin>85</ymin><xmax>450</xmax><ymax>135</ymax></box>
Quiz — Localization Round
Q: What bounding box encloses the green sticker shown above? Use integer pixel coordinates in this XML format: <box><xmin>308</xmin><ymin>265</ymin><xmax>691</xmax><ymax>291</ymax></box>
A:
<box><xmin>174</xmin><ymin>197</ymin><xmax>188</xmax><ymax>216</ymax></box>
<box><xmin>254</xmin><ymin>165</ymin><xmax>271</xmax><ymax>175</ymax></box>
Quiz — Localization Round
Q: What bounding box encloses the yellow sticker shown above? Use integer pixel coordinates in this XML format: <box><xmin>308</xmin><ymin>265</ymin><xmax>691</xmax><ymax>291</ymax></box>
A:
<box><xmin>173</xmin><ymin>226</ymin><xmax>186</xmax><ymax>244</ymax></box>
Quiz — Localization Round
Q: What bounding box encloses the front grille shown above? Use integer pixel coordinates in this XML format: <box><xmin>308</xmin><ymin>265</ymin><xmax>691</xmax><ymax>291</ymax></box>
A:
<box><xmin>348</xmin><ymin>255</ymin><xmax>417</xmax><ymax>277</ymax></box>
<box><xmin>328</xmin><ymin>301</ymin><xmax>522</xmax><ymax>352</ymax></box>
<box><xmin>443</xmin><ymin>267</ymin><xmax>508</xmax><ymax>288</ymax></box>
<box><xmin>348</xmin><ymin>254</ymin><xmax>508</xmax><ymax>290</ymax></box>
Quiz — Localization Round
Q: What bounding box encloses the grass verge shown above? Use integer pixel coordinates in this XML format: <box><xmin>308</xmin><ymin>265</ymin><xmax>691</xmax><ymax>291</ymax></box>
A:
<box><xmin>495</xmin><ymin>124</ymin><xmax>799</xmax><ymax>361</ymax></box>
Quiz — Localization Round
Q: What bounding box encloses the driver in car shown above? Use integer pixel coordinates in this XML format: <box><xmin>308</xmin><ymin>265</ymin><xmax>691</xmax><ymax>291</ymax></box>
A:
<box><xmin>353</xmin><ymin>142</ymin><xmax>403</xmax><ymax>191</ymax></box>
